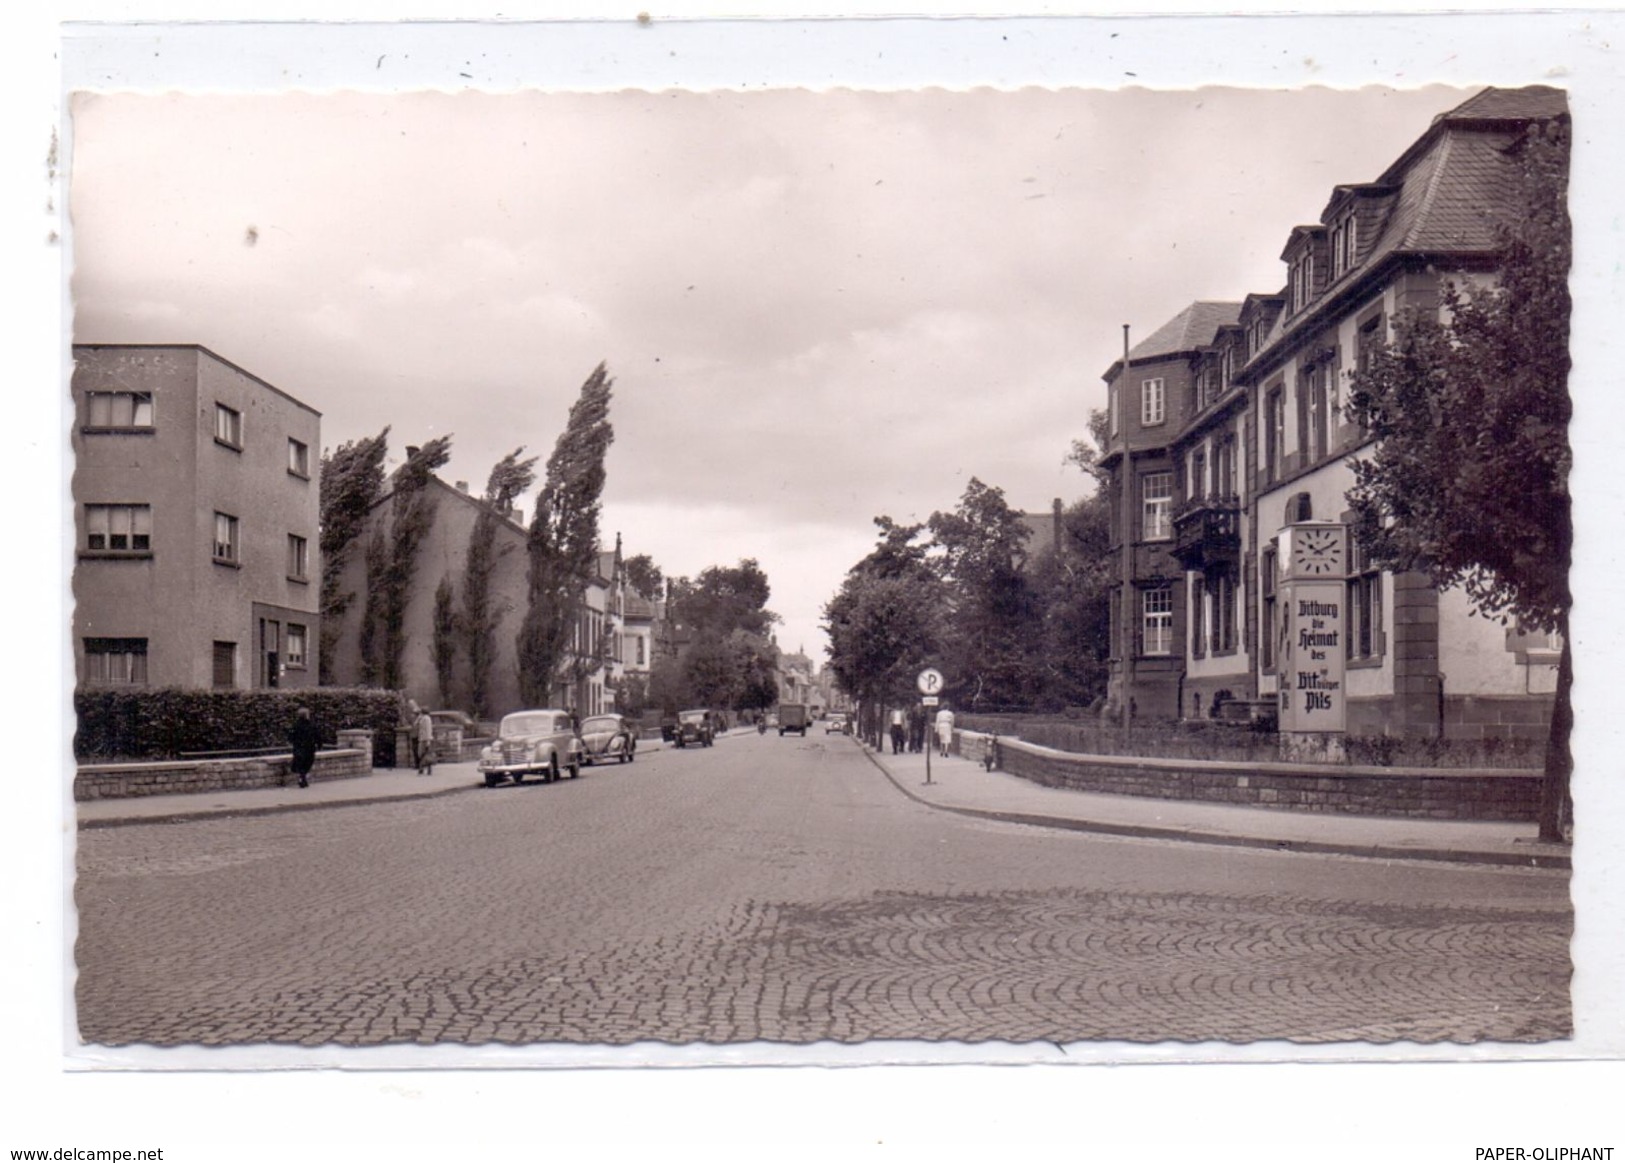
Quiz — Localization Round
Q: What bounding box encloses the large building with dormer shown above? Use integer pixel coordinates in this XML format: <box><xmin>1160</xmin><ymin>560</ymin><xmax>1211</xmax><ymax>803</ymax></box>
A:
<box><xmin>1099</xmin><ymin>86</ymin><xmax>1566</xmax><ymax>740</ymax></box>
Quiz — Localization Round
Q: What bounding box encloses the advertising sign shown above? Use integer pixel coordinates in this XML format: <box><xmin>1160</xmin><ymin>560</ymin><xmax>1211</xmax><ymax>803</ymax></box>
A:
<box><xmin>1276</xmin><ymin>523</ymin><xmax>1348</xmax><ymax>735</ymax></box>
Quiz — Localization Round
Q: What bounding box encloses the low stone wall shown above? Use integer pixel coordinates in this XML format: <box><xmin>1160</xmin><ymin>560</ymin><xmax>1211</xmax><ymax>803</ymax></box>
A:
<box><xmin>75</xmin><ymin>747</ymin><xmax>371</xmax><ymax>802</ymax></box>
<box><xmin>959</xmin><ymin>731</ymin><xmax>1540</xmax><ymax>822</ymax></box>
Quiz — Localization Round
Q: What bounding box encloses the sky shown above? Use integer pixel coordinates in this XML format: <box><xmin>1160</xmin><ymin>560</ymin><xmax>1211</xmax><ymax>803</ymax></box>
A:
<box><xmin>67</xmin><ymin>83</ymin><xmax>1476</xmax><ymax>662</ymax></box>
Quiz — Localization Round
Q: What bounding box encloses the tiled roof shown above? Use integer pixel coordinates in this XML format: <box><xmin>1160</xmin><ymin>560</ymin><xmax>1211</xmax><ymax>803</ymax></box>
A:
<box><xmin>1435</xmin><ymin>85</ymin><xmax>1569</xmax><ymax>126</ymax></box>
<box><xmin>1126</xmin><ymin>301</ymin><xmax>1244</xmax><ymax>363</ymax></box>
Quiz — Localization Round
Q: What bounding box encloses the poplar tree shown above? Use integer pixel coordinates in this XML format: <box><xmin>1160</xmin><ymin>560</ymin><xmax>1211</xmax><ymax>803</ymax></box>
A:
<box><xmin>516</xmin><ymin>364</ymin><xmax>615</xmax><ymax>707</ymax></box>
<box><xmin>461</xmin><ymin>448</ymin><xmax>539</xmax><ymax>717</ymax></box>
<box><xmin>318</xmin><ymin>427</ymin><xmax>390</xmax><ymax>684</ymax></box>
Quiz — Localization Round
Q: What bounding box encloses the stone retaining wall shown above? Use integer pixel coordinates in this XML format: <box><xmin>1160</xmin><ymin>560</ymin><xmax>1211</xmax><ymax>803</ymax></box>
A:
<box><xmin>75</xmin><ymin>747</ymin><xmax>371</xmax><ymax>801</ymax></box>
<box><xmin>958</xmin><ymin>731</ymin><xmax>1540</xmax><ymax>822</ymax></box>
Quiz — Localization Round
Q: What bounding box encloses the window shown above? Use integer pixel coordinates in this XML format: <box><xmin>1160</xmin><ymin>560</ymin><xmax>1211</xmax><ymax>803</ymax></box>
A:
<box><xmin>1142</xmin><ymin>471</ymin><xmax>1173</xmax><ymax>540</ymax></box>
<box><xmin>85</xmin><ymin>504</ymin><xmax>152</xmax><ymax>553</ymax></box>
<box><xmin>1212</xmin><ymin>571</ymin><xmax>1235</xmax><ymax>653</ymax></box>
<box><xmin>1261</xmin><ymin>548</ymin><xmax>1278</xmax><ymax>672</ymax></box>
<box><xmin>83</xmin><ymin>638</ymin><xmax>148</xmax><ymax>685</ymax></box>
<box><xmin>1141</xmin><ymin>378</ymin><xmax>1166</xmax><ymax>426</ymax></box>
<box><xmin>1264</xmin><ymin>387</ymin><xmax>1285</xmax><ymax>482</ymax></box>
<box><xmin>1215</xmin><ymin>434</ymin><xmax>1236</xmax><ymax>501</ymax></box>
<box><xmin>1331</xmin><ymin>216</ymin><xmax>1359</xmax><ymax>278</ymax></box>
<box><xmin>212</xmin><ymin>641</ymin><xmax>236</xmax><ymax>688</ymax></box>
<box><xmin>1347</xmin><ymin>537</ymin><xmax>1384</xmax><ymax>662</ymax></box>
<box><xmin>85</xmin><ymin>391</ymin><xmax>153</xmax><ymax>429</ymax></box>
<box><xmin>287</xmin><ymin>534</ymin><xmax>309</xmax><ymax>580</ymax></box>
<box><xmin>1290</xmin><ymin>253</ymin><xmax>1315</xmax><ymax>313</ymax></box>
<box><xmin>635</xmin><ymin>634</ymin><xmax>646</xmax><ymax>667</ymax></box>
<box><xmin>1142</xmin><ymin>587</ymin><xmax>1173</xmax><ymax>656</ymax></box>
<box><xmin>288</xmin><ymin>438</ymin><xmax>310</xmax><ymax>478</ymax></box>
<box><xmin>285</xmin><ymin>623</ymin><xmax>307</xmax><ymax>668</ymax></box>
<box><xmin>1300</xmin><ymin>362</ymin><xmax>1329</xmax><ymax>465</ymax></box>
<box><xmin>1191</xmin><ymin>582</ymin><xmax>1206</xmax><ymax>660</ymax></box>
<box><xmin>215</xmin><ymin>403</ymin><xmax>242</xmax><ymax>448</ymax></box>
<box><xmin>1189</xmin><ymin>449</ymin><xmax>1206</xmax><ymax>501</ymax></box>
<box><xmin>1109</xmin><ymin>383</ymin><xmax>1120</xmax><ymax>436</ymax></box>
<box><xmin>213</xmin><ymin>512</ymin><xmax>240</xmax><ymax>563</ymax></box>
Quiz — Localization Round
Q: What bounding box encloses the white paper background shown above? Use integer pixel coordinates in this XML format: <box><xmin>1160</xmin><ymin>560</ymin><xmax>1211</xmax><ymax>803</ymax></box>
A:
<box><xmin>10</xmin><ymin>3</ymin><xmax>1624</xmax><ymax>1158</ymax></box>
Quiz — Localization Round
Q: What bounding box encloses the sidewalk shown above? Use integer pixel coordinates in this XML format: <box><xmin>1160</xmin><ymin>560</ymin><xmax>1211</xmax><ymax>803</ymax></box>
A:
<box><xmin>76</xmin><ymin>762</ymin><xmax>488</xmax><ymax>828</ymax></box>
<box><xmin>75</xmin><ymin>732</ymin><xmax>697</xmax><ymax>829</ymax></box>
<box><xmin>857</xmin><ymin>740</ymin><xmax>1570</xmax><ymax>870</ymax></box>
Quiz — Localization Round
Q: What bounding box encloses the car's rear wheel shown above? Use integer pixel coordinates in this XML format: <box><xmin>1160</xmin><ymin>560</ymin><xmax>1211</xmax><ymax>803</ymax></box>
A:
<box><xmin>548</xmin><ymin>755</ymin><xmax>560</xmax><ymax>783</ymax></box>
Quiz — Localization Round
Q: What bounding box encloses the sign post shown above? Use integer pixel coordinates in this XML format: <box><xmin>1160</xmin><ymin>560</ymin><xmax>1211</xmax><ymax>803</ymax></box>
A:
<box><xmin>918</xmin><ymin>668</ymin><xmax>944</xmax><ymax>785</ymax></box>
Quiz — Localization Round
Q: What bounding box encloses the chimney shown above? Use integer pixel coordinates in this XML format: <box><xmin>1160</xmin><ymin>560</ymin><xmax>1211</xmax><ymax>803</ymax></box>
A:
<box><xmin>456</xmin><ymin>481</ymin><xmax>469</xmax><ymax>493</ymax></box>
<box><xmin>405</xmin><ymin>445</ymin><xmax>420</xmax><ymax>460</ymax></box>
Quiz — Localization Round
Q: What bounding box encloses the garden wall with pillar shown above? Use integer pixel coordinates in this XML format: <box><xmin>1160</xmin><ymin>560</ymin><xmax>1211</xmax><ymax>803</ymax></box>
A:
<box><xmin>956</xmin><ymin>731</ymin><xmax>1540</xmax><ymax>822</ymax></box>
<box><xmin>75</xmin><ymin>745</ymin><xmax>371</xmax><ymax>802</ymax></box>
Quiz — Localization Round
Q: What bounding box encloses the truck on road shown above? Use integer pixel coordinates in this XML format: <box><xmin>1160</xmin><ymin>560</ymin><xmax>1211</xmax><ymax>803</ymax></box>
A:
<box><xmin>777</xmin><ymin>703</ymin><xmax>811</xmax><ymax>736</ymax></box>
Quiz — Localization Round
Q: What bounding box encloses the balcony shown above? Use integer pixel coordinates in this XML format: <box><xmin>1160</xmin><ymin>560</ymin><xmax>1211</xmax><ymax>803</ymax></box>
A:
<box><xmin>1171</xmin><ymin>495</ymin><xmax>1241</xmax><ymax>570</ymax></box>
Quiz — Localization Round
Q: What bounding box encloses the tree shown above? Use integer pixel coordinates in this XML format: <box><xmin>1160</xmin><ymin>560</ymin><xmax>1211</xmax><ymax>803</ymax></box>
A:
<box><xmin>669</xmin><ymin>559</ymin><xmax>777</xmax><ymax>639</ymax></box>
<box><xmin>1028</xmin><ymin>492</ymin><xmax>1115</xmax><ymax>708</ymax></box>
<box><xmin>1345</xmin><ymin>118</ymin><xmax>1572</xmax><ymax>840</ymax></box>
<box><xmin>623</xmin><ymin>554</ymin><xmax>666</xmax><ymax>602</ymax></box>
<box><xmin>461</xmin><ymin>448</ymin><xmax>538</xmax><ymax>717</ymax></box>
<box><xmin>516</xmin><ymin>364</ymin><xmax>615</xmax><ymax>707</ymax></box>
<box><xmin>431</xmin><ymin>574</ymin><xmax>458</xmax><ymax>707</ymax></box>
<box><xmin>824</xmin><ymin>518</ymin><xmax>947</xmax><ymax>739</ymax></box>
<box><xmin>356</xmin><ymin>437</ymin><xmax>453</xmax><ymax>689</ymax></box>
<box><xmin>318</xmin><ymin>427</ymin><xmax>390</xmax><ymax>684</ymax></box>
<box><xmin>927</xmin><ymin>478</ymin><xmax>1045</xmax><ymax>709</ymax></box>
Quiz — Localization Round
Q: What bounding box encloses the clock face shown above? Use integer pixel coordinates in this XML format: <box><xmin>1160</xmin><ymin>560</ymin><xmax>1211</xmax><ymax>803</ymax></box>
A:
<box><xmin>1291</xmin><ymin>527</ymin><xmax>1344</xmax><ymax>575</ymax></box>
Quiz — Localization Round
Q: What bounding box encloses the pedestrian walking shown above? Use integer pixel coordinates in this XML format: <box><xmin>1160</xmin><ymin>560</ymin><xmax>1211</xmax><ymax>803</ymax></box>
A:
<box><xmin>288</xmin><ymin>705</ymin><xmax>319</xmax><ymax>789</ymax></box>
<box><xmin>908</xmin><ymin>705</ymin><xmax>927</xmax><ymax>754</ymax></box>
<box><xmin>935</xmin><ymin>703</ymin><xmax>955</xmax><ymax>758</ymax></box>
<box><xmin>414</xmin><ymin>705</ymin><xmax>435</xmax><ymax>775</ymax></box>
<box><xmin>889</xmin><ymin>707</ymin><xmax>906</xmax><ymax>755</ymax></box>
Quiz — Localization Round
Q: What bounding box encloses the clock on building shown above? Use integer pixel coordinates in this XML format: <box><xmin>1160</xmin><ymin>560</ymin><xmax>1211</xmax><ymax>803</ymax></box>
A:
<box><xmin>1287</xmin><ymin>525</ymin><xmax>1346</xmax><ymax>577</ymax></box>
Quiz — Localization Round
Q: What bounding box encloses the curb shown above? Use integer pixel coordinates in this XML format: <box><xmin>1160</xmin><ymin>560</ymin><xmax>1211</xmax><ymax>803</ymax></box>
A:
<box><xmin>857</xmin><ymin>745</ymin><xmax>1570</xmax><ymax>871</ymax></box>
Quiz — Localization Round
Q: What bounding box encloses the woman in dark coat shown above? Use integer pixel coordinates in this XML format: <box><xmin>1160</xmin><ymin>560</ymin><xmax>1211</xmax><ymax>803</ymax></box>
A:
<box><xmin>289</xmin><ymin>706</ymin><xmax>319</xmax><ymax>789</ymax></box>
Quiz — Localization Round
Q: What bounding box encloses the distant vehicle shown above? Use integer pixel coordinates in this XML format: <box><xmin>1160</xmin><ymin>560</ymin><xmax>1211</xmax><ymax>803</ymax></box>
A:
<box><xmin>477</xmin><ymin>709</ymin><xmax>584</xmax><ymax>787</ymax></box>
<box><xmin>579</xmin><ymin>713</ymin><xmax>638</xmax><ymax>765</ymax></box>
<box><xmin>672</xmin><ymin>709</ymin><xmax>717</xmax><ymax>748</ymax></box>
<box><xmin>824</xmin><ymin>712</ymin><xmax>849</xmax><ymax>735</ymax></box>
<box><xmin>778</xmin><ymin>703</ymin><xmax>811</xmax><ymax>737</ymax></box>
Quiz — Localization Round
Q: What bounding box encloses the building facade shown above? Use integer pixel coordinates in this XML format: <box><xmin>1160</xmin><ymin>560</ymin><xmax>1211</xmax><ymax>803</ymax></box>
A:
<box><xmin>1099</xmin><ymin>86</ymin><xmax>1567</xmax><ymax>741</ymax></box>
<box><xmin>324</xmin><ymin>471</ymin><xmax>625</xmax><ymax>718</ymax></box>
<box><xmin>71</xmin><ymin>345</ymin><xmax>322</xmax><ymax>692</ymax></box>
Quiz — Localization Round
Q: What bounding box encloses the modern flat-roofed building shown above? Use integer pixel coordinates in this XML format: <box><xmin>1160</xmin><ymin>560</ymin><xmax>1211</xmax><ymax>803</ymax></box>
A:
<box><xmin>71</xmin><ymin>344</ymin><xmax>322</xmax><ymax>691</ymax></box>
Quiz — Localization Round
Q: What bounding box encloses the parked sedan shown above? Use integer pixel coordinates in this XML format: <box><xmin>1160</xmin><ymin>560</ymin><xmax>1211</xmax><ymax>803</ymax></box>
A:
<box><xmin>579</xmin><ymin>713</ymin><xmax>638</xmax><ymax>765</ymax></box>
<box><xmin>477</xmin><ymin>709</ymin><xmax>584</xmax><ymax>786</ymax></box>
<box><xmin>671</xmin><ymin>709</ymin><xmax>717</xmax><ymax>748</ymax></box>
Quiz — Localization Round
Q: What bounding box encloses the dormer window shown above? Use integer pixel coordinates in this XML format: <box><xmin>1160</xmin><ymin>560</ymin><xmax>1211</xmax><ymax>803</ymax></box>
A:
<box><xmin>1331</xmin><ymin>215</ymin><xmax>1359</xmax><ymax>278</ymax></box>
<box><xmin>1290</xmin><ymin>252</ymin><xmax>1315</xmax><ymax>314</ymax></box>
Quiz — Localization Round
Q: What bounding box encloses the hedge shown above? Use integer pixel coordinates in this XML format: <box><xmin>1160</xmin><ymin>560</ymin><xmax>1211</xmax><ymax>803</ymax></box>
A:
<box><xmin>73</xmin><ymin>687</ymin><xmax>404</xmax><ymax>761</ymax></box>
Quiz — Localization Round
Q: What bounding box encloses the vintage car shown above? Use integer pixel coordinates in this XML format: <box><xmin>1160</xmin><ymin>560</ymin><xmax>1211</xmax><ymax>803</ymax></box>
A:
<box><xmin>824</xmin><ymin>712</ymin><xmax>849</xmax><ymax>735</ymax></box>
<box><xmin>579</xmin><ymin>713</ymin><xmax>638</xmax><ymax>765</ymax></box>
<box><xmin>477</xmin><ymin>709</ymin><xmax>584</xmax><ymax>786</ymax></box>
<box><xmin>671</xmin><ymin>708</ymin><xmax>717</xmax><ymax>748</ymax></box>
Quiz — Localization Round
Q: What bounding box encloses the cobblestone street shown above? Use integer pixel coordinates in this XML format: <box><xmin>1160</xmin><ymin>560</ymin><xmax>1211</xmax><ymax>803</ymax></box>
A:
<box><xmin>74</xmin><ymin>733</ymin><xmax>1572</xmax><ymax>1047</ymax></box>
